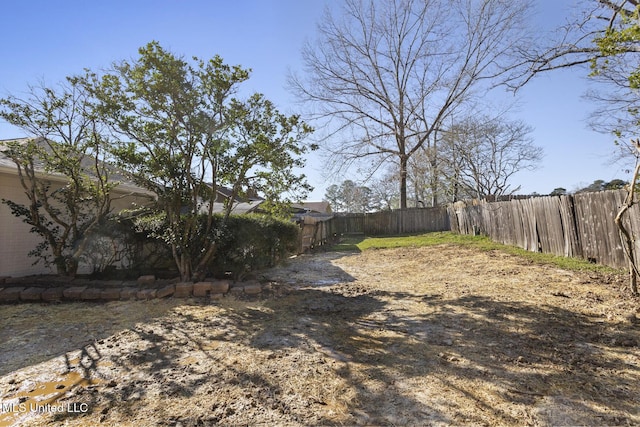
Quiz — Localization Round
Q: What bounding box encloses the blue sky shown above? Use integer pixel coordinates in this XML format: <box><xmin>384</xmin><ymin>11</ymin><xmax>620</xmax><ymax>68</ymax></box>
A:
<box><xmin>0</xmin><ymin>1</ymin><xmax>629</xmax><ymax>201</ymax></box>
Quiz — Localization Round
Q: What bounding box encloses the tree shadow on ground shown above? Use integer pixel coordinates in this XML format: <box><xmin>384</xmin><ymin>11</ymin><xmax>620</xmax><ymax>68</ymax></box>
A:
<box><xmin>56</xmin><ymin>268</ymin><xmax>640</xmax><ymax>425</ymax></box>
<box><xmin>351</xmin><ymin>290</ymin><xmax>640</xmax><ymax>425</ymax></box>
<box><xmin>244</xmin><ymin>287</ymin><xmax>450</xmax><ymax>425</ymax></box>
<box><xmin>220</xmin><ymin>279</ymin><xmax>640</xmax><ymax>425</ymax></box>
<box><xmin>35</xmin><ymin>286</ymin><xmax>640</xmax><ymax>426</ymax></box>
<box><xmin>261</xmin><ymin>251</ymin><xmax>358</xmax><ymax>287</ymax></box>
<box><xmin>6</xmin><ymin>250</ymin><xmax>638</xmax><ymax>426</ymax></box>
<box><xmin>0</xmin><ymin>300</ymin><xmax>181</xmax><ymax>426</ymax></box>
<box><xmin>0</xmin><ymin>300</ymin><xmax>181</xmax><ymax>376</ymax></box>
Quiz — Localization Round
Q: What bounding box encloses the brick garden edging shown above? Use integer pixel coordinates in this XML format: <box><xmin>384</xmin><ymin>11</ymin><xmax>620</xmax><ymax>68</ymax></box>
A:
<box><xmin>0</xmin><ymin>274</ymin><xmax>270</xmax><ymax>303</ymax></box>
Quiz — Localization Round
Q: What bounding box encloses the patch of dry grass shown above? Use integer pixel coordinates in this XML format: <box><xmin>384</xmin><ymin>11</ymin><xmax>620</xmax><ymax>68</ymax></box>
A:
<box><xmin>0</xmin><ymin>244</ymin><xmax>638</xmax><ymax>426</ymax></box>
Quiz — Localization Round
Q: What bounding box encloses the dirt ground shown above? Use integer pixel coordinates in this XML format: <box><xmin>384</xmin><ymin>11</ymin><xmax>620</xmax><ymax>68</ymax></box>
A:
<box><xmin>1</xmin><ymin>244</ymin><xmax>639</xmax><ymax>426</ymax></box>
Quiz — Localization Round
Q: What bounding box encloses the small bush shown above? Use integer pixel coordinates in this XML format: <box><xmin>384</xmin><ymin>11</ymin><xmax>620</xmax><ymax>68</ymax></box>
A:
<box><xmin>119</xmin><ymin>212</ymin><xmax>299</xmax><ymax>280</ymax></box>
<box><xmin>85</xmin><ymin>215</ymin><xmax>175</xmax><ymax>278</ymax></box>
<box><xmin>209</xmin><ymin>214</ymin><xmax>299</xmax><ymax>279</ymax></box>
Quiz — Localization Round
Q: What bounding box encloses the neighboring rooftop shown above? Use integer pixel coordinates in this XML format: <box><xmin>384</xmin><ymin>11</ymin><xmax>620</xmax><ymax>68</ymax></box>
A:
<box><xmin>0</xmin><ymin>137</ymin><xmax>152</xmax><ymax>195</ymax></box>
<box><xmin>291</xmin><ymin>201</ymin><xmax>332</xmax><ymax>214</ymax></box>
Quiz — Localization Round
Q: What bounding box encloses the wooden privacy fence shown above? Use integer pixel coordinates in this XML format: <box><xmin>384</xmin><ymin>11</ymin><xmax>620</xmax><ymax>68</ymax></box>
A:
<box><xmin>331</xmin><ymin>207</ymin><xmax>450</xmax><ymax>236</ymax></box>
<box><xmin>330</xmin><ymin>213</ymin><xmax>365</xmax><ymax>235</ymax></box>
<box><xmin>448</xmin><ymin>189</ymin><xmax>638</xmax><ymax>270</ymax></box>
<box><xmin>298</xmin><ymin>190</ymin><xmax>638</xmax><ymax>270</ymax></box>
<box><xmin>298</xmin><ymin>216</ymin><xmax>336</xmax><ymax>253</ymax></box>
<box><xmin>298</xmin><ymin>207</ymin><xmax>450</xmax><ymax>252</ymax></box>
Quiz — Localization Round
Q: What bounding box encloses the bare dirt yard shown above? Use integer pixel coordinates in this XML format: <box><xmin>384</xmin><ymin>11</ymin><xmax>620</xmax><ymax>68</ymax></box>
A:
<box><xmin>1</xmin><ymin>244</ymin><xmax>639</xmax><ymax>426</ymax></box>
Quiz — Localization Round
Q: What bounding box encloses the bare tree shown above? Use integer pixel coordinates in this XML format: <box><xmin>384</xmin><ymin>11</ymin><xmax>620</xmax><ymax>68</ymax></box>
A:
<box><xmin>370</xmin><ymin>171</ymin><xmax>400</xmax><ymax>210</ymax></box>
<box><xmin>513</xmin><ymin>0</ymin><xmax>640</xmax><ymax>151</ymax></box>
<box><xmin>441</xmin><ymin>115</ymin><xmax>541</xmax><ymax>200</ymax></box>
<box><xmin>512</xmin><ymin>0</ymin><xmax>640</xmax><ymax>295</ymax></box>
<box><xmin>290</xmin><ymin>0</ymin><xmax>533</xmax><ymax>209</ymax></box>
<box><xmin>407</xmin><ymin>147</ymin><xmax>432</xmax><ymax>207</ymax></box>
<box><xmin>406</xmin><ymin>145</ymin><xmax>445</xmax><ymax>207</ymax></box>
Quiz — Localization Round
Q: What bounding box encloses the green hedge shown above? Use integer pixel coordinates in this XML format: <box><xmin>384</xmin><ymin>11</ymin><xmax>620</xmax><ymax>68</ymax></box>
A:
<box><xmin>208</xmin><ymin>214</ymin><xmax>300</xmax><ymax>279</ymax></box>
<box><xmin>112</xmin><ymin>213</ymin><xmax>299</xmax><ymax>279</ymax></box>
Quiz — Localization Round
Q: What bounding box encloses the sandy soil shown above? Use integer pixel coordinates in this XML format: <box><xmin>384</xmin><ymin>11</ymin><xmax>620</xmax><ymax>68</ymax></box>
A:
<box><xmin>1</xmin><ymin>244</ymin><xmax>639</xmax><ymax>426</ymax></box>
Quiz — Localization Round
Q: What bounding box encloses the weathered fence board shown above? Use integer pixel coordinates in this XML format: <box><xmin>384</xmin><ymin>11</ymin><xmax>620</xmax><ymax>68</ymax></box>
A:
<box><xmin>301</xmin><ymin>189</ymin><xmax>640</xmax><ymax>271</ymax></box>
<box><xmin>298</xmin><ymin>216</ymin><xmax>335</xmax><ymax>253</ymax></box>
<box><xmin>299</xmin><ymin>207</ymin><xmax>450</xmax><ymax>252</ymax></box>
<box><xmin>328</xmin><ymin>208</ymin><xmax>449</xmax><ymax>236</ymax></box>
<box><xmin>537</xmin><ymin>196</ymin><xmax>567</xmax><ymax>255</ymax></box>
<box><xmin>332</xmin><ymin>214</ymin><xmax>366</xmax><ymax>235</ymax></box>
<box><xmin>558</xmin><ymin>195</ymin><xmax>582</xmax><ymax>258</ymax></box>
<box><xmin>573</xmin><ymin>191</ymin><xmax>625</xmax><ymax>268</ymax></box>
<box><xmin>449</xmin><ymin>189</ymin><xmax>640</xmax><ymax>270</ymax></box>
<box><xmin>520</xmin><ymin>198</ymin><xmax>539</xmax><ymax>252</ymax></box>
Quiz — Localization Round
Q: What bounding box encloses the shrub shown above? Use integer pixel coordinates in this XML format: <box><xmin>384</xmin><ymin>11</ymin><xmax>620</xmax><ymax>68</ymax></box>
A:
<box><xmin>209</xmin><ymin>214</ymin><xmax>300</xmax><ymax>279</ymax></box>
<box><xmin>123</xmin><ymin>212</ymin><xmax>299</xmax><ymax>280</ymax></box>
<box><xmin>84</xmin><ymin>214</ymin><xmax>174</xmax><ymax>279</ymax></box>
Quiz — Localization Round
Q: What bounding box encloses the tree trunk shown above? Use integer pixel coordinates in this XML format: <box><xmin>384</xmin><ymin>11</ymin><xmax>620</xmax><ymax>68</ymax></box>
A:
<box><xmin>430</xmin><ymin>174</ymin><xmax>439</xmax><ymax>207</ymax></box>
<box><xmin>615</xmin><ymin>147</ymin><xmax>640</xmax><ymax>295</ymax></box>
<box><xmin>52</xmin><ymin>246</ymin><xmax>77</xmax><ymax>277</ymax></box>
<box><xmin>54</xmin><ymin>256</ymin><xmax>68</xmax><ymax>276</ymax></box>
<box><xmin>173</xmin><ymin>246</ymin><xmax>192</xmax><ymax>283</ymax></box>
<box><xmin>400</xmin><ymin>156</ymin><xmax>408</xmax><ymax>209</ymax></box>
<box><xmin>615</xmin><ymin>204</ymin><xmax>638</xmax><ymax>295</ymax></box>
<box><xmin>452</xmin><ymin>173</ymin><xmax>460</xmax><ymax>203</ymax></box>
<box><xmin>429</xmin><ymin>134</ymin><xmax>439</xmax><ymax>207</ymax></box>
<box><xmin>192</xmin><ymin>242</ymin><xmax>217</xmax><ymax>282</ymax></box>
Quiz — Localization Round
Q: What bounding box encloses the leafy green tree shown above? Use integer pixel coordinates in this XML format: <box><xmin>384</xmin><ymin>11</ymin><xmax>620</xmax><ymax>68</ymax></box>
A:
<box><xmin>604</xmin><ymin>178</ymin><xmax>627</xmax><ymax>190</ymax></box>
<box><xmin>324</xmin><ymin>184</ymin><xmax>342</xmax><ymax>211</ymax></box>
<box><xmin>550</xmin><ymin>187</ymin><xmax>567</xmax><ymax>196</ymax></box>
<box><xmin>576</xmin><ymin>179</ymin><xmax>606</xmax><ymax>193</ymax></box>
<box><xmin>0</xmin><ymin>80</ymin><xmax>116</xmax><ymax>276</ymax></box>
<box><xmin>591</xmin><ymin>2</ymin><xmax>640</xmax><ymax>143</ymax></box>
<box><xmin>222</xmin><ymin>93</ymin><xmax>314</xmax><ymax>218</ymax></box>
<box><xmin>85</xmin><ymin>42</ymin><xmax>313</xmax><ymax>281</ymax></box>
<box><xmin>575</xmin><ymin>179</ymin><xmax>627</xmax><ymax>193</ymax></box>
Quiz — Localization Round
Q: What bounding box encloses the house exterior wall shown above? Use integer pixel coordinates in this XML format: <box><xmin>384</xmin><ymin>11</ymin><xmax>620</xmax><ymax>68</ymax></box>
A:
<box><xmin>0</xmin><ymin>170</ymin><xmax>154</xmax><ymax>277</ymax></box>
<box><xmin>0</xmin><ymin>170</ymin><xmax>43</xmax><ymax>276</ymax></box>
